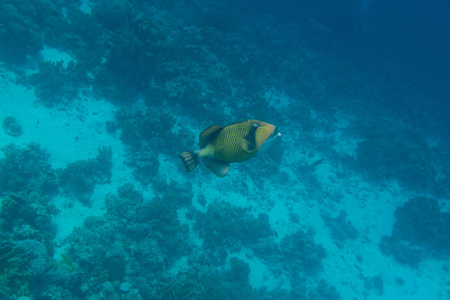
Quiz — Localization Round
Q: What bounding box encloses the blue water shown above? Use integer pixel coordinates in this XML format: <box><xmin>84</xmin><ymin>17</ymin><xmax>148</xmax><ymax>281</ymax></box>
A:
<box><xmin>0</xmin><ymin>0</ymin><xmax>449</xmax><ymax>299</ymax></box>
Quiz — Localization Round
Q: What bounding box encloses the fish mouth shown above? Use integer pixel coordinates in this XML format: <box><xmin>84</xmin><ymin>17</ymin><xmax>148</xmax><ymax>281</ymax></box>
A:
<box><xmin>259</xmin><ymin>125</ymin><xmax>281</xmax><ymax>152</ymax></box>
<box><xmin>269</xmin><ymin>126</ymin><xmax>281</xmax><ymax>140</ymax></box>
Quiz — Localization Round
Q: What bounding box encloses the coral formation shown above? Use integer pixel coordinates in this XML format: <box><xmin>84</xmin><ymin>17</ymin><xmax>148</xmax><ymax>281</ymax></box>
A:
<box><xmin>58</xmin><ymin>146</ymin><xmax>112</xmax><ymax>204</ymax></box>
<box><xmin>0</xmin><ymin>3</ymin><xmax>43</xmax><ymax>62</ymax></box>
<box><xmin>0</xmin><ymin>143</ymin><xmax>57</xmax><ymax>194</ymax></box>
<box><xmin>363</xmin><ymin>275</ymin><xmax>384</xmax><ymax>296</ymax></box>
<box><xmin>195</xmin><ymin>201</ymin><xmax>274</xmax><ymax>251</ymax></box>
<box><xmin>110</xmin><ymin>107</ymin><xmax>188</xmax><ymax>184</ymax></box>
<box><xmin>2</xmin><ymin>116</ymin><xmax>23</xmax><ymax>137</ymax></box>
<box><xmin>0</xmin><ymin>240</ymin><xmax>35</xmax><ymax>298</ymax></box>
<box><xmin>280</xmin><ymin>228</ymin><xmax>327</xmax><ymax>273</ymax></box>
<box><xmin>322</xmin><ymin>210</ymin><xmax>359</xmax><ymax>248</ymax></box>
<box><xmin>380</xmin><ymin>196</ymin><xmax>450</xmax><ymax>266</ymax></box>
<box><xmin>63</xmin><ymin>183</ymin><xmax>193</xmax><ymax>297</ymax></box>
<box><xmin>353</xmin><ymin>119</ymin><xmax>436</xmax><ymax>191</ymax></box>
<box><xmin>21</xmin><ymin>60</ymin><xmax>88</xmax><ymax>107</ymax></box>
<box><xmin>393</xmin><ymin>197</ymin><xmax>450</xmax><ymax>250</ymax></box>
<box><xmin>0</xmin><ymin>193</ymin><xmax>58</xmax><ymax>254</ymax></box>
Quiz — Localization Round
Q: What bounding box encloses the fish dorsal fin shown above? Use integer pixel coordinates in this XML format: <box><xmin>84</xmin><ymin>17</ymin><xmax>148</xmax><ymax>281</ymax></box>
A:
<box><xmin>199</xmin><ymin>125</ymin><xmax>223</xmax><ymax>148</ymax></box>
<box><xmin>240</xmin><ymin>138</ymin><xmax>258</xmax><ymax>154</ymax></box>
<box><xmin>202</xmin><ymin>157</ymin><xmax>230</xmax><ymax>177</ymax></box>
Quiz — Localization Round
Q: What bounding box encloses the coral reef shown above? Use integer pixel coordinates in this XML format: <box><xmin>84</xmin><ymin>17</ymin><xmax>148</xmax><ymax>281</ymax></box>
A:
<box><xmin>63</xmin><ymin>183</ymin><xmax>192</xmax><ymax>297</ymax></box>
<box><xmin>1</xmin><ymin>0</ymin><xmax>442</xmax><ymax>299</ymax></box>
<box><xmin>55</xmin><ymin>181</ymin><xmax>338</xmax><ymax>299</ymax></box>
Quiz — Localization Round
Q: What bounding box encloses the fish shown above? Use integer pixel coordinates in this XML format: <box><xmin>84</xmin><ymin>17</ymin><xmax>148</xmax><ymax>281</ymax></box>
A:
<box><xmin>179</xmin><ymin>119</ymin><xmax>281</xmax><ymax>177</ymax></box>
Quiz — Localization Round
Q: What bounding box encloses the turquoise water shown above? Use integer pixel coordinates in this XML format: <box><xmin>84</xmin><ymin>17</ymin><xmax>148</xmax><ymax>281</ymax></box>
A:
<box><xmin>0</xmin><ymin>1</ymin><xmax>449</xmax><ymax>299</ymax></box>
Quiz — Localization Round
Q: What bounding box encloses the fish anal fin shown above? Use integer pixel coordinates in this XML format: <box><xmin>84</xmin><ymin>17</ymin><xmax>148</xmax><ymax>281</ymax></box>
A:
<box><xmin>202</xmin><ymin>157</ymin><xmax>229</xmax><ymax>177</ymax></box>
<box><xmin>199</xmin><ymin>125</ymin><xmax>224</xmax><ymax>148</ymax></box>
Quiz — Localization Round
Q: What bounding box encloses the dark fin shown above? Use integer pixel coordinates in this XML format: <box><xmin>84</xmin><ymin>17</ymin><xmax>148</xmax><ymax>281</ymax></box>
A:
<box><xmin>179</xmin><ymin>151</ymin><xmax>199</xmax><ymax>172</ymax></box>
<box><xmin>199</xmin><ymin>125</ymin><xmax>223</xmax><ymax>148</ymax></box>
<box><xmin>240</xmin><ymin>138</ymin><xmax>258</xmax><ymax>154</ymax></box>
<box><xmin>202</xmin><ymin>157</ymin><xmax>230</xmax><ymax>177</ymax></box>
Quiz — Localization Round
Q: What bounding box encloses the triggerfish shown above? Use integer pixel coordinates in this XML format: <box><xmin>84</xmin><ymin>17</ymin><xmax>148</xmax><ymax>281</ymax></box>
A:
<box><xmin>179</xmin><ymin>119</ymin><xmax>281</xmax><ymax>177</ymax></box>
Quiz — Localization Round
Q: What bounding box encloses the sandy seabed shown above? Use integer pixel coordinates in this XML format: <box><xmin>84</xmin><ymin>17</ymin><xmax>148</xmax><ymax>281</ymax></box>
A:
<box><xmin>0</xmin><ymin>49</ymin><xmax>449</xmax><ymax>299</ymax></box>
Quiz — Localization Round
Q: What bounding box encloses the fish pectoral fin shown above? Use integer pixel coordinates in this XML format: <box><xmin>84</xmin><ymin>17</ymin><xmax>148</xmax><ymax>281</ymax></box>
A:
<box><xmin>202</xmin><ymin>157</ymin><xmax>230</xmax><ymax>177</ymax></box>
<box><xmin>240</xmin><ymin>138</ymin><xmax>258</xmax><ymax>154</ymax></box>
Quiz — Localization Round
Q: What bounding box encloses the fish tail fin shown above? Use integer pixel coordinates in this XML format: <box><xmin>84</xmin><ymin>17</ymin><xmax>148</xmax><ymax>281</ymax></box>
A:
<box><xmin>179</xmin><ymin>150</ymin><xmax>199</xmax><ymax>172</ymax></box>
